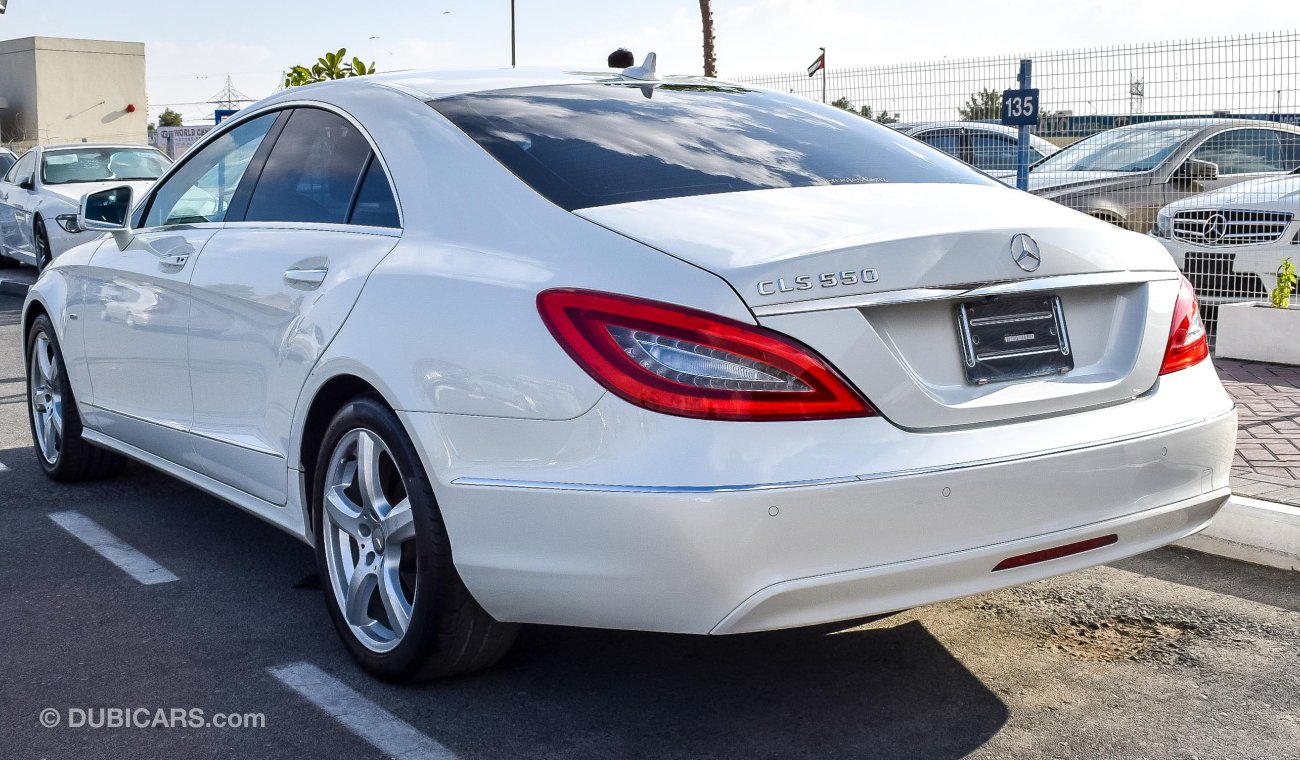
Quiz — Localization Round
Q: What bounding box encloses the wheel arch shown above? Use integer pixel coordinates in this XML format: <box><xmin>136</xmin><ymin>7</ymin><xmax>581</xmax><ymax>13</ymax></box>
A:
<box><xmin>294</xmin><ymin>371</ymin><xmax>408</xmax><ymax>540</ymax></box>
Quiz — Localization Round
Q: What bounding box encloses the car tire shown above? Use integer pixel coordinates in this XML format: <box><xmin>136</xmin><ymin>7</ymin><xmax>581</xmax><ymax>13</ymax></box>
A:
<box><xmin>313</xmin><ymin>395</ymin><xmax>518</xmax><ymax>682</ymax></box>
<box><xmin>26</xmin><ymin>314</ymin><xmax>126</xmax><ymax>481</ymax></box>
<box><xmin>34</xmin><ymin>217</ymin><xmax>52</xmax><ymax>272</ymax></box>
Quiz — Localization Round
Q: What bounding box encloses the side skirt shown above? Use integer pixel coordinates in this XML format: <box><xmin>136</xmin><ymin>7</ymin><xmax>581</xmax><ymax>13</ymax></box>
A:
<box><xmin>80</xmin><ymin>428</ymin><xmax>311</xmax><ymax>544</ymax></box>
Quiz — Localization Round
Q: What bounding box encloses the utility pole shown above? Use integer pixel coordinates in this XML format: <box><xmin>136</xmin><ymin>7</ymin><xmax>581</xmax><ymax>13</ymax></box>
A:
<box><xmin>510</xmin><ymin>0</ymin><xmax>516</xmax><ymax>68</ymax></box>
<box><xmin>820</xmin><ymin>47</ymin><xmax>826</xmax><ymax>104</ymax></box>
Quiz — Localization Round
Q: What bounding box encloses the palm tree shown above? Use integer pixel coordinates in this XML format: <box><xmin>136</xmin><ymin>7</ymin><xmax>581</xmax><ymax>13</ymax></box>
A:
<box><xmin>698</xmin><ymin>0</ymin><xmax>717</xmax><ymax>77</ymax></box>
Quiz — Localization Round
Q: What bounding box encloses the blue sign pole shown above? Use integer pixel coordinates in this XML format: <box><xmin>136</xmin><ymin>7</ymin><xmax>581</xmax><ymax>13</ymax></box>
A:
<box><xmin>1015</xmin><ymin>59</ymin><xmax>1033</xmax><ymax>192</ymax></box>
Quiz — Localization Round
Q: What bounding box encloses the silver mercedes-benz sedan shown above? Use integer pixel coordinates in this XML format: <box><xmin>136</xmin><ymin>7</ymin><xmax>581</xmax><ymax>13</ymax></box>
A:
<box><xmin>1022</xmin><ymin>119</ymin><xmax>1300</xmax><ymax>232</ymax></box>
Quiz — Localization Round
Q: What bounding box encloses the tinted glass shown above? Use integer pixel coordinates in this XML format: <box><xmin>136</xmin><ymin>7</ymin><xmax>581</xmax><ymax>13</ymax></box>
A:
<box><xmin>245</xmin><ymin>108</ymin><xmax>372</xmax><ymax>224</ymax></box>
<box><xmin>6</xmin><ymin>152</ymin><xmax>36</xmax><ymax>184</ymax></box>
<box><xmin>432</xmin><ymin>83</ymin><xmax>991</xmax><ymax>210</ymax></box>
<box><xmin>969</xmin><ymin>132</ymin><xmax>1019</xmax><ymax>171</ymax></box>
<box><xmin>0</xmin><ymin>153</ymin><xmax>14</xmax><ymax>176</ymax></box>
<box><xmin>145</xmin><ymin>113</ymin><xmax>278</xmax><ymax>227</ymax></box>
<box><xmin>41</xmin><ymin>148</ymin><xmax>170</xmax><ymax>185</ymax></box>
<box><xmin>1035</xmin><ymin>125</ymin><xmax>1199</xmax><ymax>173</ymax></box>
<box><xmin>919</xmin><ymin>130</ymin><xmax>961</xmax><ymax>156</ymax></box>
<box><xmin>1279</xmin><ymin>132</ymin><xmax>1300</xmax><ymax>167</ymax></box>
<box><xmin>1192</xmin><ymin>129</ymin><xmax>1286</xmax><ymax>174</ymax></box>
<box><xmin>349</xmin><ymin>159</ymin><xmax>400</xmax><ymax>227</ymax></box>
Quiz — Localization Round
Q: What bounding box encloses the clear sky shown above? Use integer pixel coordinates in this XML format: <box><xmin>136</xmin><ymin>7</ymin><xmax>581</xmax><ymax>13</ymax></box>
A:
<box><xmin>0</xmin><ymin>0</ymin><xmax>1290</xmax><ymax>125</ymax></box>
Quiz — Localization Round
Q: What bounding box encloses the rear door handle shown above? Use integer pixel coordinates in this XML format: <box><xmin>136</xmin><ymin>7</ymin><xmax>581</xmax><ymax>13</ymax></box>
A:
<box><xmin>159</xmin><ymin>253</ymin><xmax>190</xmax><ymax>268</ymax></box>
<box><xmin>284</xmin><ymin>267</ymin><xmax>328</xmax><ymax>287</ymax></box>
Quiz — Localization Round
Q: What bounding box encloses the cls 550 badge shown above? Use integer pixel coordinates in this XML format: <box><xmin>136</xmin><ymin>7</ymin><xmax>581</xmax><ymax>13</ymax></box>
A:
<box><xmin>757</xmin><ymin>269</ymin><xmax>879</xmax><ymax>296</ymax></box>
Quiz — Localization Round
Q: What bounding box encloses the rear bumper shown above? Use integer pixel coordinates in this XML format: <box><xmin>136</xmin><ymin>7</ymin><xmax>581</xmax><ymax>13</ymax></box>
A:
<box><xmin>714</xmin><ymin>487</ymin><xmax>1227</xmax><ymax>634</ymax></box>
<box><xmin>414</xmin><ymin>397</ymin><xmax>1236</xmax><ymax>634</ymax></box>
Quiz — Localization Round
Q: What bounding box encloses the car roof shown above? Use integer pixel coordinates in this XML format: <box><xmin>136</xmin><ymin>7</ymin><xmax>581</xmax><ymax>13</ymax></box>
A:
<box><xmin>280</xmin><ymin>67</ymin><xmax>722</xmax><ymax>102</ymax></box>
<box><xmin>1106</xmin><ymin>117</ymin><xmax>1300</xmax><ymax>131</ymax></box>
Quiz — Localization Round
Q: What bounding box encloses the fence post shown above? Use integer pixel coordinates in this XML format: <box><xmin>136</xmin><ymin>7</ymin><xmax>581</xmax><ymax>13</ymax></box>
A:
<box><xmin>1016</xmin><ymin>58</ymin><xmax>1033</xmax><ymax>192</ymax></box>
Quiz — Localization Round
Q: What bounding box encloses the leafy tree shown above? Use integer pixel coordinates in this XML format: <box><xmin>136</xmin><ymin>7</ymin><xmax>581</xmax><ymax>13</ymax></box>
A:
<box><xmin>958</xmin><ymin>88</ymin><xmax>1002</xmax><ymax>121</ymax></box>
<box><xmin>284</xmin><ymin>48</ymin><xmax>377</xmax><ymax>88</ymax></box>
<box><xmin>698</xmin><ymin>0</ymin><xmax>717</xmax><ymax>77</ymax></box>
<box><xmin>158</xmin><ymin>108</ymin><xmax>183</xmax><ymax>127</ymax></box>
<box><xmin>831</xmin><ymin>97</ymin><xmax>900</xmax><ymax>125</ymax></box>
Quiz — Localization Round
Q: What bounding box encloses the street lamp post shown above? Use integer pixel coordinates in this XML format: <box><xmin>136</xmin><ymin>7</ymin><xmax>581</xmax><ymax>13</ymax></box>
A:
<box><xmin>511</xmin><ymin>0</ymin><xmax>516</xmax><ymax>68</ymax></box>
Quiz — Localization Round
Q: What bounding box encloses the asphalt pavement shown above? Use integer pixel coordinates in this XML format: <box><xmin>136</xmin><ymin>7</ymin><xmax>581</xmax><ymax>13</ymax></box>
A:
<box><xmin>1</xmin><ymin>289</ymin><xmax>1297</xmax><ymax>760</ymax></box>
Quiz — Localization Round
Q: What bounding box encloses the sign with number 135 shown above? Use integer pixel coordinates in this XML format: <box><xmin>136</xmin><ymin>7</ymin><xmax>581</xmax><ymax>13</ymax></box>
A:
<box><xmin>1000</xmin><ymin>88</ymin><xmax>1040</xmax><ymax>126</ymax></box>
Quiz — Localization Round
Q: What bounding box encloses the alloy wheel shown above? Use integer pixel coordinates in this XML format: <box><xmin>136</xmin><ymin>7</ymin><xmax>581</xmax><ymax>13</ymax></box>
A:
<box><xmin>29</xmin><ymin>332</ymin><xmax>63</xmax><ymax>465</ymax></box>
<box><xmin>322</xmin><ymin>429</ymin><xmax>419</xmax><ymax>653</ymax></box>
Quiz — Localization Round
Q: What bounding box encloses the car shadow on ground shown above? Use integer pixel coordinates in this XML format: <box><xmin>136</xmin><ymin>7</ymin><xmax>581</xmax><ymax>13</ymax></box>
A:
<box><xmin>405</xmin><ymin>620</ymin><xmax>1012</xmax><ymax>759</ymax></box>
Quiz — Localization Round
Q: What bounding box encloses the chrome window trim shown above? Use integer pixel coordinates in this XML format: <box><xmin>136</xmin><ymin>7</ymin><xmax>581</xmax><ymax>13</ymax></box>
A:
<box><xmin>750</xmin><ymin>270</ymin><xmax>1178</xmax><ymax>317</ymax></box>
<box><xmin>134</xmin><ymin>99</ymin><xmax>405</xmax><ymax>235</ymax></box>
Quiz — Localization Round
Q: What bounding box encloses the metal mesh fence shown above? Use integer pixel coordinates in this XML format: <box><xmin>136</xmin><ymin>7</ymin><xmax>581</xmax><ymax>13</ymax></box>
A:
<box><xmin>737</xmin><ymin>31</ymin><xmax>1300</xmax><ymax>342</ymax></box>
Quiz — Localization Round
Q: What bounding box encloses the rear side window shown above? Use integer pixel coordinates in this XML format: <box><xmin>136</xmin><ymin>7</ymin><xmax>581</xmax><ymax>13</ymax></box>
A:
<box><xmin>348</xmin><ymin>157</ymin><xmax>400</xmax><ymax>228</ymax></box>
<box><xmin>245</xmin><ymin>108</ymin><xmax>374</xmax><ymax>224</ymax></box>
<box><xmin>432</xmin><ymin>83</ymin><xmax>992</xmax><ymax>210</ymax></box>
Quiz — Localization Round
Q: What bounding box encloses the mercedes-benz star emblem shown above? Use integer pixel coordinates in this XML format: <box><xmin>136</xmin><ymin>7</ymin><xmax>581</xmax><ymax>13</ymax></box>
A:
<box><xmin>1203</xmin><ymin>213</ymin><xmax>1228</xmax><ymax>244</ymax></box>
<box><xmin>1010</xmin><ymin>233</ymin><xmax>1042</xmax><ymax>272</ymax></box>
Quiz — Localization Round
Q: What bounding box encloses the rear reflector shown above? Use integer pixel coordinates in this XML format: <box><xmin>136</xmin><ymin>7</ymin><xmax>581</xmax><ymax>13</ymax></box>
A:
<box><xmin>991</xmin><ymin>534</ymin><xmax>1118</xmax><ymax>572</ymax></box>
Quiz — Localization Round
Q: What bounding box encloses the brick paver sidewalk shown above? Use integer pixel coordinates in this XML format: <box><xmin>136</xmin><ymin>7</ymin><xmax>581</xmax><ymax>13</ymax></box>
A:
<box><xmin>1215</xmin><ymin>358</ymin><xmax>1300</xmax><ymax>507</ymax></box>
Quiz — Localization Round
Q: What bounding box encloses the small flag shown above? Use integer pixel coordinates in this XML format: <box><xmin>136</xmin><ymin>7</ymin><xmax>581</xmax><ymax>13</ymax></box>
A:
<box><xmin>807</xmin><ymin>50</ymin><xmax>825</xmax><ymax>78</ymax></box>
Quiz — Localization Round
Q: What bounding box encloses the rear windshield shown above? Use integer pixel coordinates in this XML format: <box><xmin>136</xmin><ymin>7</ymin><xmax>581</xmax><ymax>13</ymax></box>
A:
<box><xmin>431</xmin><ymin>83</ymin><xmax>994</xmax><ymax>210</ymax></box>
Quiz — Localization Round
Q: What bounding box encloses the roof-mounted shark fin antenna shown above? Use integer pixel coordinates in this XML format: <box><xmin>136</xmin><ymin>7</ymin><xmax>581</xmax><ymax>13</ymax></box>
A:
<box><xmin>622</xmin><ymin>52</ymin><xmax>660</xmax><ymax>82</ymax></box>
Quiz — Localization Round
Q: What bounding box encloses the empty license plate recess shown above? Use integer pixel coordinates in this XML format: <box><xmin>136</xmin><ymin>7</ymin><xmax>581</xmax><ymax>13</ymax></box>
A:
<box><xmin>955</xmin><ymin>294</ymin><xmax>1073</xmax><ymax>385</ymax></box>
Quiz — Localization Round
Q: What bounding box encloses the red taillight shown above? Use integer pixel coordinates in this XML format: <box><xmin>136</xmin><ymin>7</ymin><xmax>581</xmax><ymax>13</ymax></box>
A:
<box><xmin>1159</xmin><ymin>276</ymin><xmax>1209</xmax><ymax>376</ymax></box>
<box><xmin>537</xmin><ymin>288</ymin><xmax>875</xmax><ymax>421</ymax></box>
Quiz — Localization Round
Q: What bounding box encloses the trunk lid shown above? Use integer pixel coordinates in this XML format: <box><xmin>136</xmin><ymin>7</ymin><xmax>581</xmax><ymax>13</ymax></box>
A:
<box><xmin>576</xmin><ymin>183</ymin><xmax>1182</xmax><ymax>429</ymax></box>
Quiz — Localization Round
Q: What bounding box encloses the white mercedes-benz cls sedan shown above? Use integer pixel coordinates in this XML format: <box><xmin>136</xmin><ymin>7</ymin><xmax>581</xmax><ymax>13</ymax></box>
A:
<box><xmin>0</xmin><ymin>144</ymin><xmax>171</xmax><ymax>269</ymax></box>
<box><xmin>23</xmin><ymin>59</ymin><xmax>1236</xmax><ymax>682</ymax></box>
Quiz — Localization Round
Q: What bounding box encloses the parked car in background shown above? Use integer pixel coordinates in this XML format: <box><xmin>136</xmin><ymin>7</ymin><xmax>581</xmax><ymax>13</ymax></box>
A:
<box><xmin>1152</xmin><ymin>168</ymin><xmax>1300</xmax><ymax>329</ymax></box>
<box><xmin>0</xmin><ymin>148</ymin><xmax>16</xmax><ymax>177</ymax></box>
<box><xmin>0</xmin><ymin>144</ymin><xmax>171</xmax><ymax>269</ymax></box>
<box><xmin>23</xmin><ymin>64</ymin><xmax>1234</xmax><ymax>683</ymax></box>
<box><xmin>1020</xmin><ymin>119</ymin><xmax>1300</xmax><ymax>232</ymax></box>
<box><xmin>895</xmin><ymin>121</ymin><xmax>1060</xmax><ymax>173</ymax></box>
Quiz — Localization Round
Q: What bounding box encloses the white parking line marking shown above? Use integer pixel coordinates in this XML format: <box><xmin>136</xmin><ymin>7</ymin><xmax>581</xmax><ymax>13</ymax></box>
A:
<box><xmin>269</xmin><ymin>662</ymin><xmax>455</xmax><ymax>760</ymax></box>
<box><xmin>48</xmin><ymin>511</ymin><xmax>179</xmax><ymax>585</ymax></box>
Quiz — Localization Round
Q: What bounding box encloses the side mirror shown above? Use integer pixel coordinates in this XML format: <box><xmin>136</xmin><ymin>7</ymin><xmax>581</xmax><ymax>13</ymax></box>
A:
<box><xmin>17</xmin><ymin>176</ymin><xmax>34</xmax><ymax>190</ymax></box>
<box><xmin>1177</xmin><ymin>158</ymin><xmax>1219</xmax><ymax>181</ymax></box>
<box><xmin>79</xmin><ymin>186</ymin><xmax>133</xmax><ymax>232</ymax></box>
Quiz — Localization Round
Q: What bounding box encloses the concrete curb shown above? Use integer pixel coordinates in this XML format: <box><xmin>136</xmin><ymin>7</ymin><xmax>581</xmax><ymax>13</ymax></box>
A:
<box><xmin>1176</xmin><ymin>496</ymin><xmax>1300</xmax><ymax>572</ymax></box>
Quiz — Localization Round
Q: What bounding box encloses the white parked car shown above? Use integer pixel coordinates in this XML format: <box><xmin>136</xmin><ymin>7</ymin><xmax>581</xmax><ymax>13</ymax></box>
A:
<box><xmin>0</xmin><ymin>147</ymin><xmax>16</xmax><ymax>177</ymax></box>
<box><xmin>894</xmin><ymin>121</ymin><xmax>1060</xmax><ymax>173</ymax></box>
<box><xmin>0</xmin><ymin>144</ymin><xmax>171</xmax><ymax>269</ymax></box>
<box><xmin>23</xmin><ymin>61</ymin><xmax>1236</xmax><ymax>683</ymax></box>
<box><xmin>1153</xmin><ymin>169</ymin><xmax>1300</xmax><ymax>304</ymax></box>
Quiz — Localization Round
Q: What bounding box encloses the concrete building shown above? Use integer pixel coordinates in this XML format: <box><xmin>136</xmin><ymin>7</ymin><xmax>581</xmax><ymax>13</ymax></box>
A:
<box><xmin>0</xmin><ymin>37</ymin><xmax>148</xmax><ymax>151</ymax></box>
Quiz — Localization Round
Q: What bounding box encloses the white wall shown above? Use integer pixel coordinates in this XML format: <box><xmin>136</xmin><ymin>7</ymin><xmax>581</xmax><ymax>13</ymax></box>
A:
<box><xmin>0</xmin><ymin>37</ymin><xmax>148</xmax><ymax>150</ymax></box>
